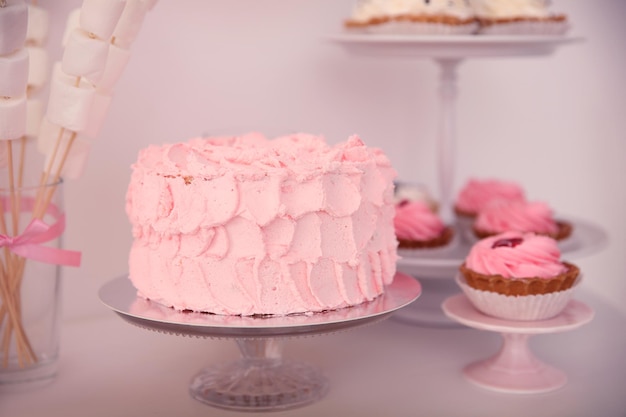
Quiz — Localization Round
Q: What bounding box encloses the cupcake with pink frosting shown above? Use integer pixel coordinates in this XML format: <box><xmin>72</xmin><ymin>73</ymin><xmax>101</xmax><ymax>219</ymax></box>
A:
<box><xmin>473</xmin><ymin>200</ymin><xmax>572</xmax><ymax>241</ymax></box>
<box><xmin>454</xmin><ymin>178</ymin><xmax>526</xmax><ymax>242</ymax></box>
<box><xmin>454</xmin><ymin>178</ymin><xmax>526</xmax><ymax>220</ymax></box>
<box><xmin>457</xmin><ymin>231</ymin><xmax>580</xmax><ymax>320</ymax></box>
<box><xmin>394</xmin><ymin>199</ymin><xmax>454</xmax><ymax>249</ymax></box>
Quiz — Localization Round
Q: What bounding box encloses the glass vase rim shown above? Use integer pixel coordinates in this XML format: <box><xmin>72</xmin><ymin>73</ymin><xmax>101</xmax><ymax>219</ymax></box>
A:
<box><xmin>0</xmin><ymin>178</ymin><xmax>64</xmax><ymax>193</ymax></box>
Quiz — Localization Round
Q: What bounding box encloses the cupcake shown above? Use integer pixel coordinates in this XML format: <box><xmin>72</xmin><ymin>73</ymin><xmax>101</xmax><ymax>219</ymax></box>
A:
<box><xmin>473</xmin><ymin>200</ymin><xmax>572</xmax><ymax>241</ymax></box>
<box><xmin>454</xmin><ymin>178</ymin><xmax>526</xmax><ymax>240</ymax></box>
<box><xmin>344</xmin><ymin>0</ymin><xmax>479</xmax><ymax>35</ymax></box>
<box><xmin>471</xmin><ymin>0</ymin><xmax>570</xmax><ymax>35</ymax></box>
<box><xmin>457</xmin><ymin>231</ymin><xmax>580</xmax><ymax>320</ymax></box>
<box><xmin>394</xmin><ymin>199</ymin><xmax>454</xmax><ymax>249</ymax></box>
<box><xmin>394</xmin><ymin>181</ymin><xmax>439</xmax><ymax>212</ymax></box>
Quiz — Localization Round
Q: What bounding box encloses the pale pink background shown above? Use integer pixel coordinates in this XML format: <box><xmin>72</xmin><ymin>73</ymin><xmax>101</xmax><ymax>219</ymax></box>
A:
<box><xmin>35</xmin><ymin>0</ymin><xmax>626</xmax><ymax>319</ymax></box>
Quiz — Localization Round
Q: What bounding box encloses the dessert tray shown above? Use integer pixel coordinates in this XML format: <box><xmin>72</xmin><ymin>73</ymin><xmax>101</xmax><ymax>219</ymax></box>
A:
<box><xmin>442</xmin><ymin>294</ymin><xmax>594</xmax><ymax>394</ymax></box>
<box><xmin>99</xmin><ymin>272</ymin><xmax>422</xmax><ymax>412</ymax></box>
<box><xmin>327</xmin><ymin>34</ymin><xmax>584</xmax><ymax>58</ymax></box>
<box><xmin>392</xmin><ymin>216</ymin><xmax>606</xmax><ymax>328</ymax></box>
<box><xmin>397</xmin><ymin>215</ymin><xmax>608</xmax><ymax>279</ymax></box>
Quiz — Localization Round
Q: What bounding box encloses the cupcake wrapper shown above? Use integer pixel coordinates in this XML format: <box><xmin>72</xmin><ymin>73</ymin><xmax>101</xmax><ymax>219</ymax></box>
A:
<box><xmin>456</xmin><ymin>273</ymin><xmax>581</xmax><ymax>321</ymax></box>
<box><xmin>362</xmin><ymin>21</ymin><xmax>479</xmax><ymax>36</ymax></box>
<box><xmin>478</xmin><ymin>21</ymin><xmax>570</xmax><ymax>36</ymax></box>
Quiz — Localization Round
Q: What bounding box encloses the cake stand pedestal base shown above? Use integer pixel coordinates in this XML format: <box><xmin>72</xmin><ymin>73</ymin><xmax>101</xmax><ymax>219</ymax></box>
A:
<box><xmin>189</xmin><ymin>339</ymin><xmax>328</xmax><ymax>412</ymax></box>
<box><xmin>462</xmin><ymin>333</ymin><xmax>566</xmax><ymax>394</ymax></box>
<box><xmin>442</xmin><ymin>294</ymin><xmax>594</xmax><ymax>394</ymax></box>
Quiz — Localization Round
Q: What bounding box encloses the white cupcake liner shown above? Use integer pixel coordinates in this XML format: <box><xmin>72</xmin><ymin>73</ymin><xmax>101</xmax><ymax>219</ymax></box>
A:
<box><xmin>363</xmin><ymin>21</ymin><xmax>479</xmax><ymax>36</ymax></box>
<box><xmin>477</xmin><ymin>20</ymin><xmax>570</xmax><ymax>36</ymax></box>
<box><xmin>456</xmin><ymin>273</ymin><xmax>581</xmax><ymax>321</ymax></box>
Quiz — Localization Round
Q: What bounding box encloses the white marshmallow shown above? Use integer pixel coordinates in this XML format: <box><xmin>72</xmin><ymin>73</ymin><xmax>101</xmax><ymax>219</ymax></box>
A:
<box><xmin>37</xmin><ymin>117</ymin><xmax>63</xmax><ymax>155</ymax></box>
<box><xmin>45</xmin><ymin>135</ymin><xmax>91</xmax><ymax>179</ymax></box>
<box><xmin>26</xmin><ymin>98</ymin><xmax>43</xmax><ymax>138</ymax></box>
<box><xmin>96</xmin><ymin>43</ymin><xmax>130</xmax><ymax>92</ymax></box>
<box><xmin>63</xmin><ymin>8</ymin><xmax>81</xmax><ymax>47</ymax></box>
<box><xmin>79</xmin><ymin>0</ymin><xmax>126</xmax><ymax>41</ymax></box>
<box><xmin>62</xmin><ymin>29</ymin><xmax>109</xmax><ymax>83</ymax></box>
<box><xmin>27</xmin><ymin>4</ymin><xmax>49</xmax><ymax>46</ymax></box>
<box><xmin>0</xmin><ymin>139</ymin><xmax>7</xmax><ymax>168</ymax></box>
<box><xmin>112</xmin><ymin>0</ymin><xmax>147</xmax><ymax>48</ymax></box>
<box><xmin>27</xmin><ymin>46</ymin><xmax>48</xmax><ymax>91</ymax></box>
<box><xmin>144</xmin><ymin>0</ymin><xmax>158</xmax><ymax>10</ymax></box>
<box><xmin>46</xmin><ymin>69</ymin><xmax>96</xmax><ymax>132</ymax></box>
<box><xmin>0</xmin><ymin>0</ymin><xmax>28</xmax><ymax>55</ymax></box>
<box><xmin>0</xmin><ymin>49</ymin><xmax>28</xmax><ymax>97</ymax></box>
<box><xmin>0</xmin><ymin>95</ymin><xmax>27</xmax><ymax>140</ymax></box>
<box><xmin>82</xmin><ymin>92</ymin><xmax>112</xmax><ymax>139</ymax></box>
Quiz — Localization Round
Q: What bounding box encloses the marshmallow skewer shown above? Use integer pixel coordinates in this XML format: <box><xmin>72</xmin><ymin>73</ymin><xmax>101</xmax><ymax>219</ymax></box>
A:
<box><xmin>0</xmin><ymin>0</ymin><xmax>38</xmax><ymax>367</ymax></box>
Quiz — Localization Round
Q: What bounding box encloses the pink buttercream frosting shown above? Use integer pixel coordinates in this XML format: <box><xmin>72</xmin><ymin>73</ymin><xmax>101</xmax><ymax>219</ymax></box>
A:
<box><xmin>455</xmin><ymin>178</ymin><xmax>525</xmax><ymax>215</ymax></box>
<box><xmin>126</xmin><ymin>133</ymin><xmax>398</xmax><ymax>316</ymax></box>
<box><xmin>474</xmin><ymin>200</ymin><xmax>559</xmax><ymax>235</ymax></box>
<box><xmin>465</xmin><ymin>231</ymin><xmax>567</xmax><ymax>279</ymax></box>
<box><xmin>394</xmin><ymin>200</ymin><xmax>445</xmax><ymax>241</ymax></box>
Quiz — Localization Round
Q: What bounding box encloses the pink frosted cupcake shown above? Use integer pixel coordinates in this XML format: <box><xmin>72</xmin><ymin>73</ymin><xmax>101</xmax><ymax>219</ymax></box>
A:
<box><xmin>473</xmin><ymin>200</ymin><xmax>572</xmax><ymax>241</ymax></box>
<box><xmin>454</xmin><ymin>178</ymin><xmax>526</xmax><ymax>241</ymax></box>
<box><xmin>394</xmin><ymin>199</ymin><xmax>454</xmax><ymax>249</ymax></box>
<box><xmin>454</xmin><ymin>178</ymin><xmax>526</xmax><ymax>220</ymax></box>
<box><xmin>457</xmin><ymin>231</ymin><xmax>580</xmax><ymax>320</ymax></box>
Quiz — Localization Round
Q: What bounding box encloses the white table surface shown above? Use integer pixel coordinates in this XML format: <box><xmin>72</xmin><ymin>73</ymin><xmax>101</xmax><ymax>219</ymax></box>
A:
<box><xmin>2</xmin><ymin>288</ymin><xmax>625</xmax><ymax>417</ymax></box>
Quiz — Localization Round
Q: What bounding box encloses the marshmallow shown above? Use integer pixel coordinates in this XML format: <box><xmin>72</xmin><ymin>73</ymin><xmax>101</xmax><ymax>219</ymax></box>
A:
<box><xmin>27</xmin><ymin>4</ymin><xmax>49</xmax><ymax>46</ymax></box>
<box><xmin>0</xmin><ymin>95</ymin><xmax>27</xmax><ymax>140</ymax></box>
<box><xmin>0</xmin><ymin>139</ymin><xmax>7</xmax><ymax>168</ymax></box>
<box><xmin>46</xmin><ymin>68</ymin><xmax>96</xmax><ymax>132</ymax></box>
<box><xmin>0</xmin><ymin>0</ymin><xmax>28</xmax><ymax>55</ymax></box>
<box><xmin>27</xmin><ymin>46</ymin><xmax>48</xmax><ymax>91</ymax></box>
<box><xmin>96</xmin><ymin>43</ymin><xmax>130</xmax><ymax>92</ymax></box>
<box><xmin>37</xmin><ymin>117</ymin><xmax>64</xmax><ymax>154</ymax></box>
<box><xmin>112</xmin><ymin>0</ymin><xmax>148</xmax><ymax>48</ymax></box>
<box><xmin>82</xmin><ymin>92</ymin><xmax>112</xmax><ymax>139</ymax></box>
<box><xmin>45</xmin><ymin>135</ymin><xmax>91</xmax><ymax>179</ymax></box>
<box><xmin>79</xmin><ymin>0</ymin><xmax>126</xmax><ymax>41</ymax></box>
<box><xmin>62</xmin><ymin>29</ymin><xmax>109</xmax><ymax>83</ymax></box>
<box><xmin>63</xmin><ymin>8</ymin><xmax>81</xmax><ymax>47</ymax></box>
<box><xmin>0</xmin><ymin>48</ymin><xmax>28</xmax><ymax>97</ymax></box>
<box><xmin>144</xmin><ymin>0</ymin><xmax>158</xmax><ymax>10</ymax></box>
<box><xmin>52</xmin><ymin>137</ymin><xmax>91</xmax><ymax>180</ymax></box>
<box><xmin>26</xmin><ymin>98</ymin><xmax>43</xmax><ymax>138</ymax></box>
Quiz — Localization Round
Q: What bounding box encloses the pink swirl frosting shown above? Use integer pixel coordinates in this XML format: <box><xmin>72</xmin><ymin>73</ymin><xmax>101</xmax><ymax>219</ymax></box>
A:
<box><xmin>465</xmin><ymin>231</ymin><xmax>567</xmax><ymax>279</ymax></box>
<box><xmin>474</xmin><ymin>200</ymin><xmax>558</xmax><ymax>235</ymax></box>
<box><xmin>455</xmin><ymin>178</ymin><xmax>525</xmax><ymax>214</ymax></box>
<box><xmin>394</xmin><ymin>200</ymin><xmax>445</xmax><ymax>241</ymax></box>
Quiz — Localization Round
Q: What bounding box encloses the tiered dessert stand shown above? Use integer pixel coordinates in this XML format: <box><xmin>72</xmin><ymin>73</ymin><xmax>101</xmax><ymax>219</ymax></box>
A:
<box><xmin>99</xmin><ymin>272</ymin><xmax>421</xmax><ymax>412</ymax></box>
<box><xmin>329</xmin><ymin>34</ymin><xmax>607</xmax><ymax>326</ymax></box>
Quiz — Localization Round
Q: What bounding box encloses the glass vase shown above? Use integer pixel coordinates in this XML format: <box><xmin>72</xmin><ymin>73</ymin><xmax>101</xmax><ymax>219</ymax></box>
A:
<box><xmin>0</xmin><ymin>179</ymin><xmax>66</xmax><ymax>390</ymax></box>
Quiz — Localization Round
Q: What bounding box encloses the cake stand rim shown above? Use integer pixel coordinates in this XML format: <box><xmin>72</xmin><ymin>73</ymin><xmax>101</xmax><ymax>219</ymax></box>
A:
<box><xmin>98</xmin><ymin>272</ymin><xmax>421</xmax><ymax>339</ymax></box>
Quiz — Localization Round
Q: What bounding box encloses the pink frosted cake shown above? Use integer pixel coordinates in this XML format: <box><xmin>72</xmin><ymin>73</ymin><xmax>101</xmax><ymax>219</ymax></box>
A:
<box><xmin>394</xmin><ymin>199</ymin><xmax>453</xmax><ymax>249</ymax></box>
<box><xmin>473</xmin><ymin>200</ymin><xmax>572</xmax><ymax>241</ymax></box>
<box><xmin>125</xmin><ymin>133</ymin><xmax>398</xmax><ymax>316</ymax></box>
<box><xmin>457</xmin><ymin>231</ymin><xmax>580</xmax><ymax>320</ymax></box>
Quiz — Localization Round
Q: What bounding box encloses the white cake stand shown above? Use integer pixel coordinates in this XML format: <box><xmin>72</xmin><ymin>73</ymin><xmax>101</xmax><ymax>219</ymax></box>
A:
<box><xmin>442</xmin><ymin>294</ymin><xmax>594</xmax><ymax>394</ymax></box>
<box><xmin>329</xmin><ymin>34</ymin><xmax>587</xmax><ymax>328</ymax></box>
<box><xmin>99</xmin><ymin>272</ymin><xmax>421</xmax><ymax>412</ymax></box>
<box><xmin>328</xmin><ymin>34</ymin><xmax>583</xmax><ymax>222</ymax></box>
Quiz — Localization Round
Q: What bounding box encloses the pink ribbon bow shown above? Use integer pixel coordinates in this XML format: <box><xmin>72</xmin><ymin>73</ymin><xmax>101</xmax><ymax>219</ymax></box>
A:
<box><xmin>0</xmin><ymin>215</ymin><xmax>81</xmax><ymax>267</ymax></box>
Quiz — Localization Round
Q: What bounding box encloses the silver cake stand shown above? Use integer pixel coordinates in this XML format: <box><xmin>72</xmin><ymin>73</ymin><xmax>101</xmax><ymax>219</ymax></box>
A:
<box><xmin>99</xmin><ymin>272</ymin><xmax>421</xmax><ymax>412</ymax></box>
